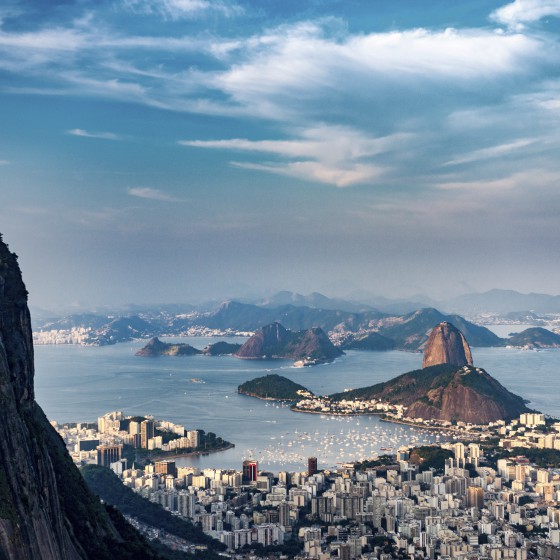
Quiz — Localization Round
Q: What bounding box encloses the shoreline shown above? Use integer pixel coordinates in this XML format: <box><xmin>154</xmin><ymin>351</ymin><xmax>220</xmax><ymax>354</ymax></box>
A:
<box><xmin>143</xmin><ymin>442</ymin><xmax>235</xmax><ymax>462</ymax></box>
<box><xmin>288</xmin><ymin>405</ymin><xmax>482</xmax><ymax>437</ymax></box>
<box><xmin>238</xmin><ymin>391</ymin><xmax>297</xmax><ymax>402</ymax></box>
<box><xmin>240</xmin><ymin>392</ymin><xmax>485</xmax><ymax>437</ymax></box>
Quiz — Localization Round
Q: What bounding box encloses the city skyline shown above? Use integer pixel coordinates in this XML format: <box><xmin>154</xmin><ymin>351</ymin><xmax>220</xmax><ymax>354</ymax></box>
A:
<box><xmin>1</xmin><ymin>0</ymin><xmax>560</xmax><ymax>311</ymax></box>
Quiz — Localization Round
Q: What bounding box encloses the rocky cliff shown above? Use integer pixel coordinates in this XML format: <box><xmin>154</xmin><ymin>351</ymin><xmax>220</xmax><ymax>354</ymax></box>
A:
<box><xmin>0</xmin><ymin>236</ymin><xmax>159</xmax><ymax>559</ymax></box>
<box><xmin>422</xmin><ymin>321</ymin><xmax>473</xmax><ymax>368</ymax></box>
<box><xmin>235</xmin><ymin>322</ymin><xmax>343</xmax><ymax>364</ymax></box>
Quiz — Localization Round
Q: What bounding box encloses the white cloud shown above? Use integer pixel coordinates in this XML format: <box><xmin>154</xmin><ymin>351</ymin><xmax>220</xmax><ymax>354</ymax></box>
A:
<box><xmin>127</xmin><ymin>187</ymin><xmax>183</xmax><ymax>201</ymax></box>
<box><xmin>231</xmin><ymin>161</ymin><xmax>382</xmax><ymax>188</ymax></box>
<box><xmin>67</xmin><ymin>128</ymin><xmax>122</xmax><ymax>140</ymax></box>
<box><xmin>442</xmin><ymin>138</ymin><xmax>537</xmax><ymax>166</ymax></box>
<box><xmin>436</xmin><ymin>169</ymin><xmax>560</xmax><ymax>191</ymax></box>
<box><xmin>181</xmin><ymin>126</ymin><xmax>407</xmax><ymax>187</ymax></box>
<box><xmin>491</xmin><ymin>0</ymin><xmax>560</xmax><ymax>29</ymax></box>
<box><xmin>122</xmin><ymin>0</ymin><xmax>242</xmax><ymax>19</ymax></box>
<box><xmin>0</xmin><ymin>159</ymin><xmax>8</xmax><ymax>165</ymax></box>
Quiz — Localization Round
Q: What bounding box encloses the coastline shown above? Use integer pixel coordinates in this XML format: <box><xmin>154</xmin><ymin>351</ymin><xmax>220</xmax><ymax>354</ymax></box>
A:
<box><xmin>240</xmin><ymin>391</ymin><xmax>481</xmax><ymax>437</ymax></box>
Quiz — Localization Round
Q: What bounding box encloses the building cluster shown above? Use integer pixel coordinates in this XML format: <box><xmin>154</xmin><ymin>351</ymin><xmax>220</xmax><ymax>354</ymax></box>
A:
<box><xmin>56</xmin><ymin>411</ymin><xmax>560</xmax><ymax>558</ymax></box>
<box><xmin>102</xmin><ymin>437</ymin><xmax>560</xmax><ymax>560</ymax></box>
<box><xmin>293</xmin><ymin>396</ymin><xmax>405</xmax><ymax>418</ymax></box>
<box><xmin>33</xmin><ymin>325</ymin><xmax>254</xmax><ymax>345</ymax></box>
<box><xmin>499</xmin><ymin>414</ymin><xmax>560</xmax><ymax>451</ymax></box>
<box><xmin>53</xmin><ymin>410</ymin><xmax>203</xmax><ymax>469</ymax></box>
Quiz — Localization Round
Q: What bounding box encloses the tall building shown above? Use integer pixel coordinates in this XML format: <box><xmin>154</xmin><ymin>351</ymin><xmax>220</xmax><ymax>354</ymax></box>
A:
<box><xmin>155</xmin><ymin>460</ymin><xmax>177</xmax><ymax>478</ymax></box>
<box><xmin>467</xmin><ymin>486</ymin><xmax>484</xmax><ymax>509</ymax></box>
<box><xmin>97</xmin><ymin>444</ymin><xmax>123</xmax><ymax>467</ymax></box>
<box><xmin>243</xmin><ymin>460</ymin><xmax>258</xmax><ymax>483</ymax></box>
<box><xmin>187</xmin><ymin>430</ymin><xmax>200</xmax><ymax>449</ymax></box>
<box><xmin>308</xmin><ymin>456</ymin><xmax>318</xmax><ymax>477</ymax></box>
<box><xmin>140</xmin><ymin>419</ymin><xmax>155</xmax><ymax>448</ymax></box>
<box><xmin>454</xmin><ymin>442</ymin><xmax>466</xmax><ymax>467</ymax></box>
<box><xmin>278</xmin><ymin>502</ymin><xmax>291</xmax><ymax>527</ymax></box>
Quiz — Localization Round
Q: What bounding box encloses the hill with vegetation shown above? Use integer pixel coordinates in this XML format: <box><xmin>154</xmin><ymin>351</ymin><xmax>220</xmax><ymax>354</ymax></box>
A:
<box><xmin>81</xmin><ymin>466</ymin><xmax>225</xmax><ymax>554</ymax></box>
<box><xmin>330</xmin><ymin>364</ymin><xmax>530</xmax><ymax>424</ymax></box>
<box><xmin>408</xmin><ymin>446</ymin><xmax>454</xmax><ymax>472</ymax></box>
<box><xmin>238</xmin><ymin>374</ymin><xmax>313</xmax><ymax>400</ymax></box>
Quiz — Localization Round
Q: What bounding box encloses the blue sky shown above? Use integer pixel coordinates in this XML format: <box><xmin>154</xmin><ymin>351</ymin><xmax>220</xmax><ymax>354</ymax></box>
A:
<box><xmin>1</xmin><ymin>0</ymin><xmax>560</xmax><ymax>311</ymax></box>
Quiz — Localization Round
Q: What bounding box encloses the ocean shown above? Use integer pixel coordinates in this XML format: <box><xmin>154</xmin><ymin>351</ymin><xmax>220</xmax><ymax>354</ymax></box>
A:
<box><xmin>34</xmin><ymin>335</ymin><xmax>559</xmax><ymax>472</ymax></box>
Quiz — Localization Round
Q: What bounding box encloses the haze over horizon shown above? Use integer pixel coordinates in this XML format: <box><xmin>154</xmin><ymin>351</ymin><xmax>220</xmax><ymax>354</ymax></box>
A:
<box><xmin>1</xmin><ymin>0</ymin><xmax>560</xmax><ymax>311</ymax></box>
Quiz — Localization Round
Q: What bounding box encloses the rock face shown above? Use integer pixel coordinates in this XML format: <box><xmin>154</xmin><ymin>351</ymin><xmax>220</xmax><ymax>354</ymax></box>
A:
<box><xmin>0</xmin><ymin>236</ymin><xmax>158</xmax><ymax>559</ymax></box>
<box><xmin>135</xmin><ymin>336</ymin><xmax>201</xmax><ymax>356</ymax></box>
<box><xmin>235</xmin><ymin>322</ymin><xmax>343</xmax><ymax>364</ymax></box>
<box><xmin>422</xmin><ymin>321</ymin><xmax>473</xmax><ymax>368</ymax></box>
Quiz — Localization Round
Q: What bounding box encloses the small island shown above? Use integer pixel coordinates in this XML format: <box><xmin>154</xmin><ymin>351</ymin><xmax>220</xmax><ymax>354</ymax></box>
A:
<box><xmin>135</xmin><ymin>337</ymin><xmax>201</xmax><ymax>356</ymax></box>
<box><xmin>236</xmin><ymin>322</ymin><xmax>343</xmax><ymax>365</ymax></box>
<box><xmin>238</xmin><ymin>374</ymin><xmax>314</xmax><ymax>401</ymax></box>
<box><xmin>506</xmin><ymin>327</ymin><xmax>560</xmax><ymax>349</ymax></box>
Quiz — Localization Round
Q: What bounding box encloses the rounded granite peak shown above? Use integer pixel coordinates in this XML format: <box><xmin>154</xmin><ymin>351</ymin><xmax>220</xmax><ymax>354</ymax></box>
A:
<box><xmin>422</xmin><ymin>321</ymin><xmax>473</xmax><ymax>369</ymax></box>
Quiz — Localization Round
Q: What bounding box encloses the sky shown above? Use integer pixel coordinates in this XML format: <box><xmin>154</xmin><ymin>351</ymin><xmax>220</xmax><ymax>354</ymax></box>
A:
<box><xmin>1</xmin><ymin>0</ymin><xmax>560</xmax><ymax>311</ymax></box>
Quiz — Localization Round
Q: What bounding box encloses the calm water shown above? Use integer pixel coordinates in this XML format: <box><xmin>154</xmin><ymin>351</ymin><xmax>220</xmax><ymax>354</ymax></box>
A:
<box><xmin>34</xmin><ymin>337</ymin><xmax>560</xmax><ymax>471</ymax></box>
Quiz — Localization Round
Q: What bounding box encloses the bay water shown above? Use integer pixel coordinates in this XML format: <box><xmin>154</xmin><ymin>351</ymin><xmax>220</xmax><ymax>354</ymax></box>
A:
<box><xmin>34</xmin><ymin>336</ymin><xmax>559</xmax><ymax>472</ymax></box>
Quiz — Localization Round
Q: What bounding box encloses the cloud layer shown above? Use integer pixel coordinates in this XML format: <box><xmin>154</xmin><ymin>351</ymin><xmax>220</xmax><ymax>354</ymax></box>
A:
<box><xmin>2</xmin><ymin>0</ymin><xmax>560</xmax><ymax>305</ymax></box>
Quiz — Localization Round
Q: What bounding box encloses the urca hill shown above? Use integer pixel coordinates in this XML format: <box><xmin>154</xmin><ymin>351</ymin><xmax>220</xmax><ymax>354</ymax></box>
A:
<box><xmin>333</xmin><ymin>321</ymin><xmax>530</xmax><ymax>424</ymax></box>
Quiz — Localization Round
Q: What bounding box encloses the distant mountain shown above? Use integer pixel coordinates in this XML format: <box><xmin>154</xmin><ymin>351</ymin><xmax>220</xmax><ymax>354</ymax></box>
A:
<box><xmin>330</xmin><ymin>364</ymin><xmax>530</xmax><ymax>424</ymax></box>
<box><xmin>377</xmin><ymin>308</ymin><xmax>502</xmax><ymax>350</ymax></box>
<box><xmin>444</xmin><ymin>289</ymin><xmax>560</xmax><ymax>314</ymax></box>
<box><xmin>256</xmin><ymin>291</ymin><xmax>376</xmax><ymax>312</ymax></box>
<box><xmin>35</xmin><ymin>312</ymin><xmax>111</xmax><ymax>331</ymax></box>
<box><xmin>236</xmin><ymin>322</ymin><xmax>344</xmax><ymax>364</ymax></box>
<box><xmin>507</xmin><ymin>327</ymin><xmax>560</xmax><ymax>349</ymax></box>
<box><xmin>93</xmin><ymin>316</ymin><xmax>156</xmax><ymax>345</ymax></box>
<box><xmin>33</xmin><ymin>300</ymin><xmax>501</xmax><ymax>352</ymax></box>
<box><xmin>340</xmin><ymin>332</ymin><xmax>395</xmax><ymax>351</ymax></box>
<box><xmin>135</xmin><ymin>337</ymin><xmax>201</xmax><ymax>356</ymax></box>
<box><xmin>200</xmin><ymin>300</ymin><xmax>386</xmax><ymax>333</ymax></box>
<box><xmin>238</xmin><ymin>374</ymin><xmax>313</xmax><ymax>400</ymax></box>
<box><xmin>422</xmin><ymin>322</ymin><xmax>473</xmax><ymax>368</ymax></box>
